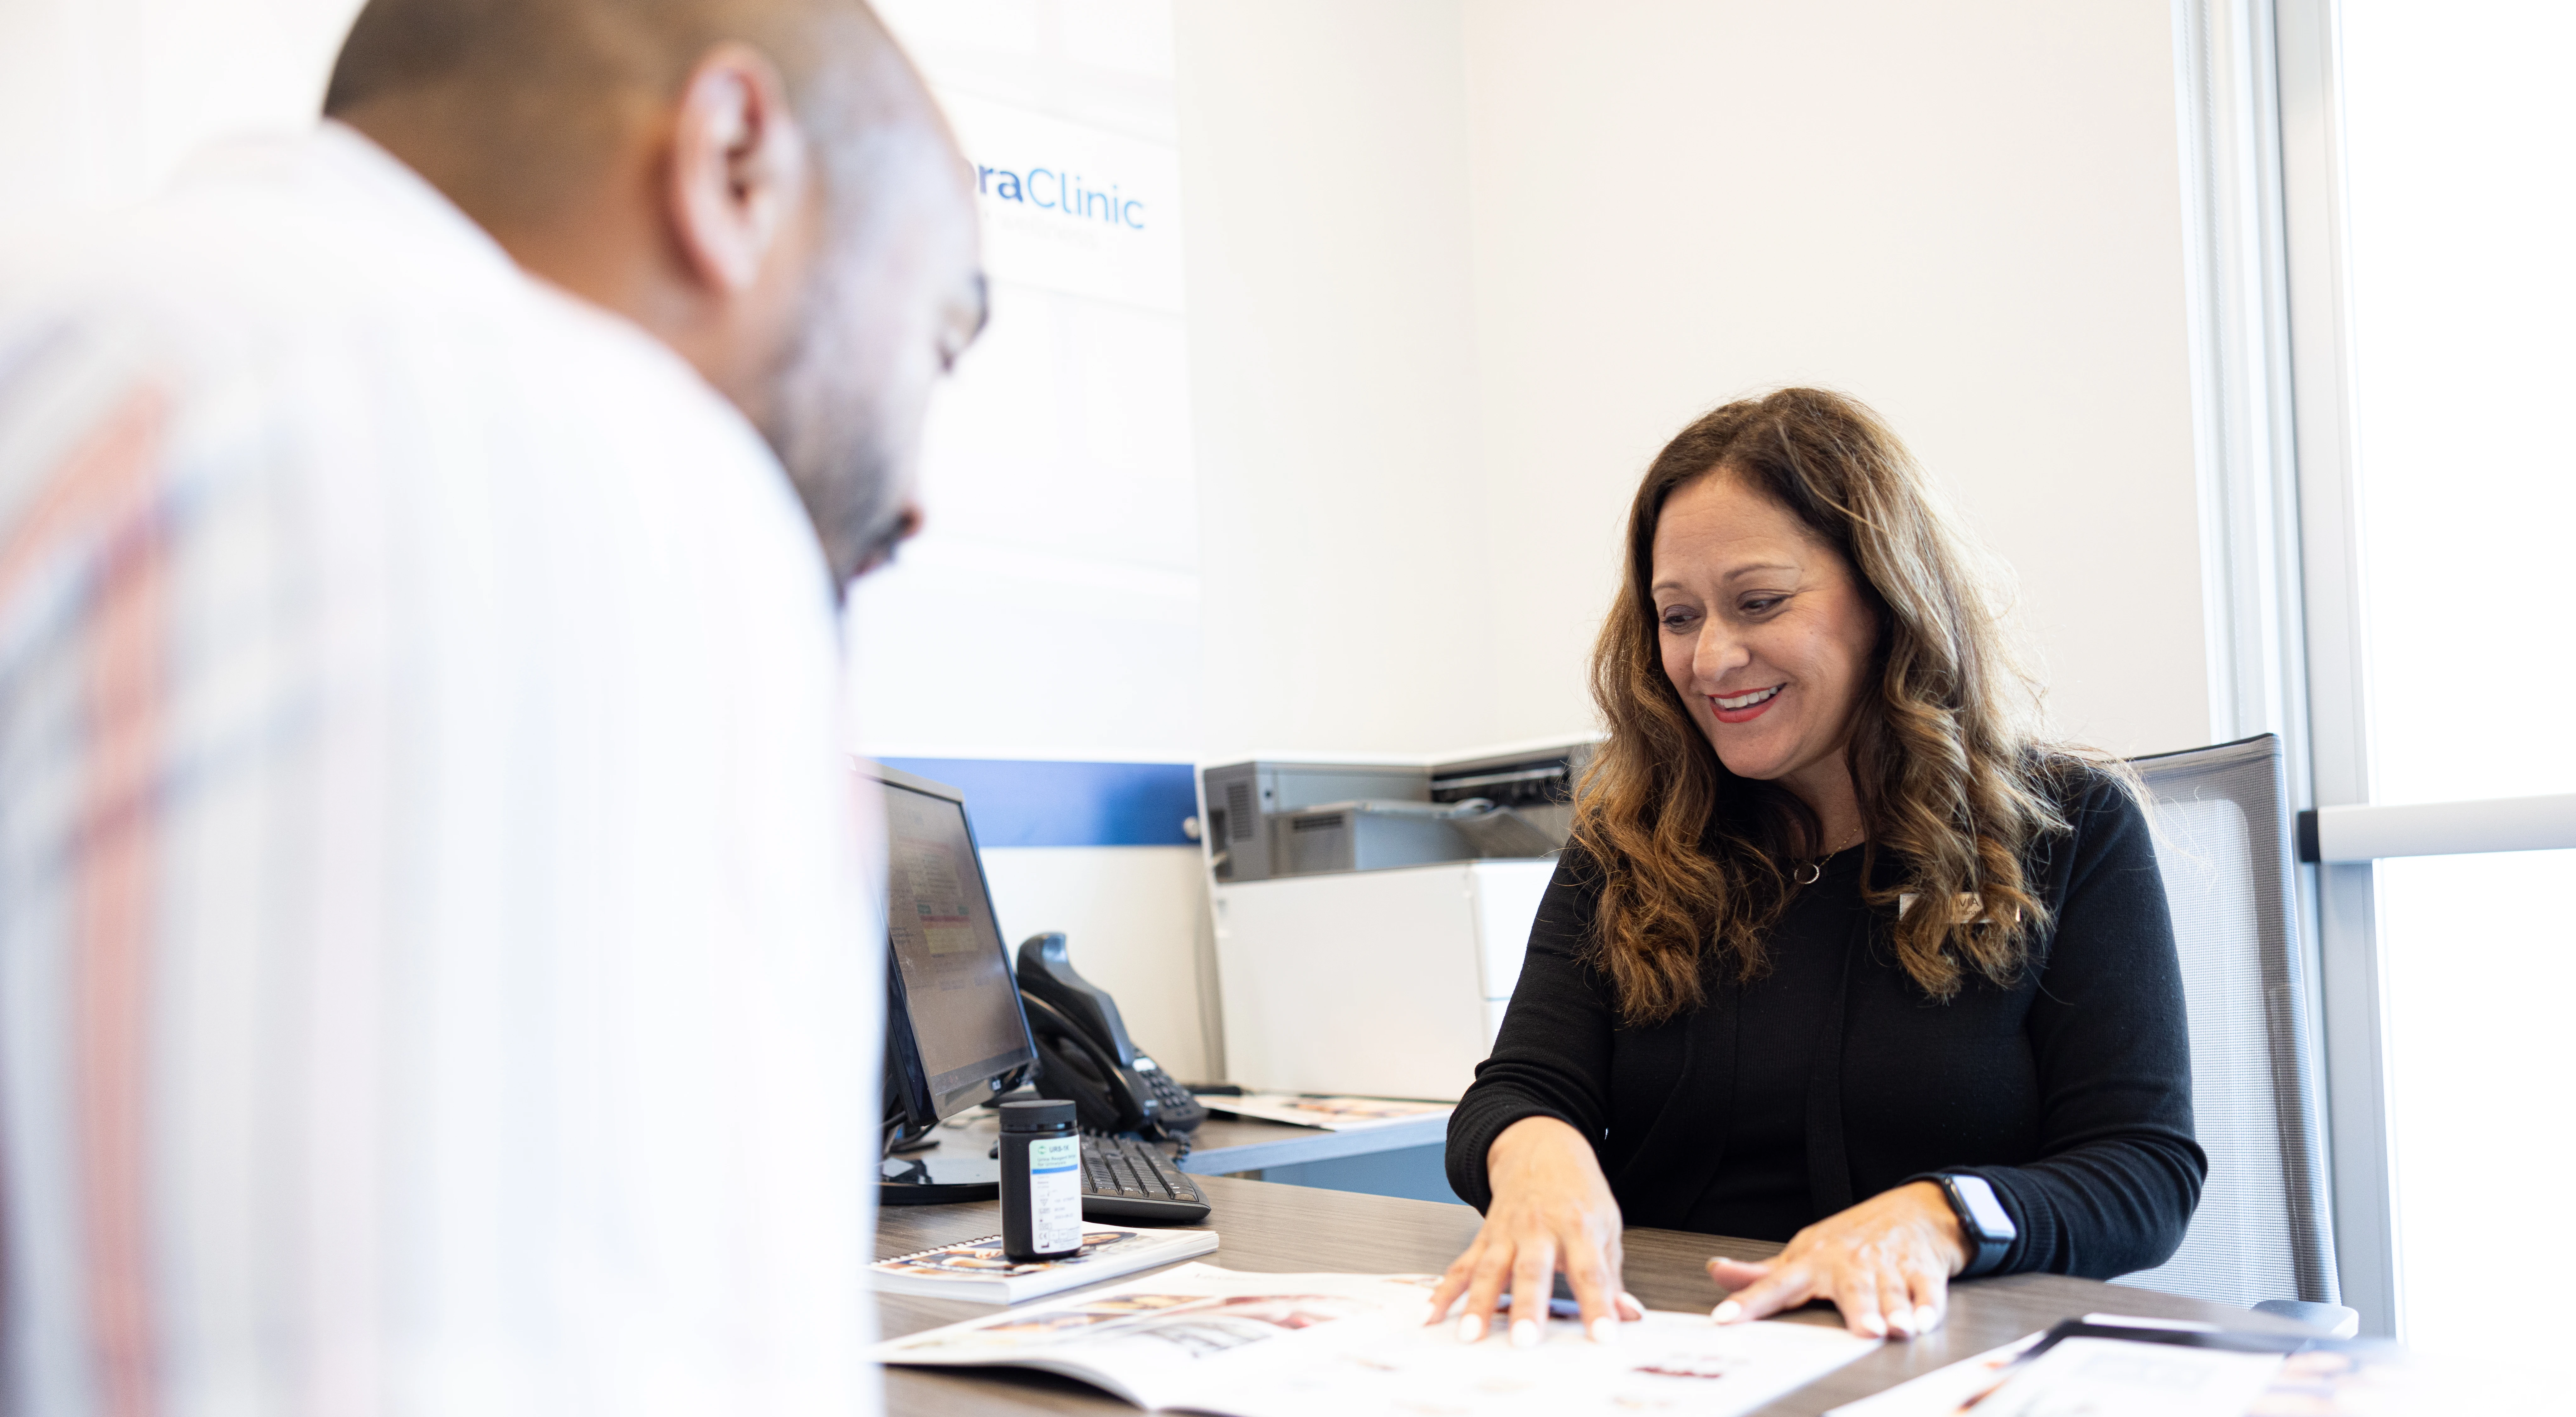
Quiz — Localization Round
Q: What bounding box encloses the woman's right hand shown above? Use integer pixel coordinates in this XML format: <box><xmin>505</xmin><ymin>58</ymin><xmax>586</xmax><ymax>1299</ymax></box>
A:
<box><xmin>1424</xmin><ymin>1115</ymin><xmax>1641</xmax><ymax>1346</ymax></box>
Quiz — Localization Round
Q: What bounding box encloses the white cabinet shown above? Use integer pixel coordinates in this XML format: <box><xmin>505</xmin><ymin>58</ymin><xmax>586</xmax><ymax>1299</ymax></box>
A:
<box><xmin>1209</xmin><ymin>860</ymin><xmax>1554</xmax><ymax>1101</ymax></box>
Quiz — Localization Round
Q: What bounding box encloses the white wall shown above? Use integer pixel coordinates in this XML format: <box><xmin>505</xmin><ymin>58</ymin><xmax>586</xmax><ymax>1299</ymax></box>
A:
<box><xmin>979</xmin><ymin>846</ymin><xmax>1212</xmax><ymax>1081</ymax></box>
<box><xmin>1173</xmin><ymin>1</ymin><xmax>1499</xmax><ymax>759</ymax></box>
<box><xmin>0</xmin><ymin>0</ymin><xmax>362</xmax><ymax>236</ymax></box>
<box><xmin>1176</xmin><ymin>0</ymin><xmax>2214</xmax><ymax>762</ymax></box>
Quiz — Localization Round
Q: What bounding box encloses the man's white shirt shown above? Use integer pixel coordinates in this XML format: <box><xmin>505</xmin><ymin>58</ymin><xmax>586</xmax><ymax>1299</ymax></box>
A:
<box><xmin>0</xmin><ymin>124</ymin><xmax>880</xmax><ymax>1416</ymax></box>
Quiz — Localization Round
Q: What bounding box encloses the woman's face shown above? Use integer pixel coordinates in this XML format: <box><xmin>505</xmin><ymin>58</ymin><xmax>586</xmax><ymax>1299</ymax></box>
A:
<box><xmin>1649</xmin><ymin>472</ymin><xmax>1879</xmax><ymax>797</ymax></box>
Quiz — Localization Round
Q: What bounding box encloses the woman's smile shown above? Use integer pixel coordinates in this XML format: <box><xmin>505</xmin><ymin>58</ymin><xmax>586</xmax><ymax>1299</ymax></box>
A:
<box><xmin>1709</xmin><ymin>684</ymin><xmax>1785</xmax><ymax>723</ymax></box>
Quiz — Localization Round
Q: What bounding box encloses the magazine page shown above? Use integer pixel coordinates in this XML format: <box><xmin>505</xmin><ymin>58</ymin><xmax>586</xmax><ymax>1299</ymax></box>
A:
<box><xmin>875</xmin><ymin>1262</ymin><xmax>1881</xmax><ymax>1416</ymax></box>
<box><xmin>1834</xmin><ymin>1322</ymin><xmax>2444</xmax><ymax>1417</ymax></box>
<box><xmin>1973</xmin><ymin>1336</ymin><xmax>2285</xmax><ymax>1417</ymax></box>
<box><xmin>1238</xmin><ymin>1303</ymin><xmax>1879</xmax><ymax>1417</ymax></box>
<box><xmin>874</xmin><ymin>1263</ymin><xmax>1427</xmax><ymax>1410</ymax></box>
<box><xmin>870</xmin><ymin>1225</ymin><xmax>1219</xmax><ymax>1304</ymax></box>
<box><xmin>1205</xmin><ymin>1094</ymin><xmax>1453</xmax><ymax>1131</ymax></box>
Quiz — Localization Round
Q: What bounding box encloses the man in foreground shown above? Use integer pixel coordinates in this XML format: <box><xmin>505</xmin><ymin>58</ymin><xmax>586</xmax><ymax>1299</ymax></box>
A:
<box><xmin>0</xmin><ymin>1</ymin><xmax>981</xmax><ymax>1411</ymax></box>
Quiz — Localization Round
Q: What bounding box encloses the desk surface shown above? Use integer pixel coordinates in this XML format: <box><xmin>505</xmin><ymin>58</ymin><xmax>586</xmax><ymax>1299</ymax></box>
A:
<box><xmin>924</xmin><ymin>1109</ymin><xmax>1449</xmax><ymax>1175</ymax></box>
<box><xmin>873</xmin><ymin>1175</ymin><xmax>2312</xmax><ymax>1417</ymax></box>
<box><xmin>1178</xmin><ymin>1110</ymin><xmax>1450</xmax><ymax>1173</ymax></box>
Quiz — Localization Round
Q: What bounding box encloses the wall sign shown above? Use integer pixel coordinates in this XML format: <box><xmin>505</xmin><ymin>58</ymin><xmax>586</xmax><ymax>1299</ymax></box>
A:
<box><xmin>936</xmin><ymin>87</ymin><xmax>1186</xmax><ymax>316</ymax></box>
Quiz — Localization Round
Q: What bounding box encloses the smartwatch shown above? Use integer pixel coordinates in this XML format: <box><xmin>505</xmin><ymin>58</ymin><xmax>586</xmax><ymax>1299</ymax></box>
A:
<box><xmin>1934</xmin><ymin>1173</ymin><xmax>2015</xmax><ymax>1277</ymax></box>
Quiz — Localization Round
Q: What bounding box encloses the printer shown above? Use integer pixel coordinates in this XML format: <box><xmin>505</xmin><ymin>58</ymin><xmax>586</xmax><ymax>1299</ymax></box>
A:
<box><xmin>1197</xmin><ymin>741</ymin><xmax>1596</xmax><ymax>1101</ymax></box>
<box><xmin>1202</xmin><ymin>742</ymin><xmax>1592</xmax><ymax>883</ymax></box>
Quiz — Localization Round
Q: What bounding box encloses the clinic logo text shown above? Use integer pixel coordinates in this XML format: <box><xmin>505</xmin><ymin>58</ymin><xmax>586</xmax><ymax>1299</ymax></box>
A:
<box><xmin>975</xmin><ymin>164</ymin><xmax>1146</xmax><ymax>230</ymax></box>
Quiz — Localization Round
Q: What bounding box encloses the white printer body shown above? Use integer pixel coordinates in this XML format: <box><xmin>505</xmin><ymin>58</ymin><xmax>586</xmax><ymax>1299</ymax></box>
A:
<box><xmin>1208</xmin><ymin>858</ymin><xmax>1556</xmax><ymax>1102</ymax></box>
<box><xmin>1196</xmin><ymin>742</ymin><xmax>1596</xmax><ymax>1101</ymax></box>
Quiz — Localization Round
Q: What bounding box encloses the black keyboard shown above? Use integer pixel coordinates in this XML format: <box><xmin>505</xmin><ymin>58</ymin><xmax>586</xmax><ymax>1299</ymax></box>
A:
<box><xmin>1080</xmin><ymin>1132</ymin><xmax>1211</xmax><ymax>1225</ymax></box>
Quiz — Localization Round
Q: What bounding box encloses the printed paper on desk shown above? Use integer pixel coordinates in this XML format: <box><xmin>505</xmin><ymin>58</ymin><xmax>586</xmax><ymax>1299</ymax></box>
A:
<box><xmin>876</xmin><ymin>1261</ymin><xmax>1879</xmax><ymax>1415</ymax></box>
<box><xmin>1205</xmin><ymin>1093</ymin><xmax>1453</xmax><ymax>1131</ymax></box>
<box><xmin>1976</xmin><ymin>1337</ymin><xmax>2285</xmax><ymax>1417</ymax></box>
<box><xmin>1840</xmin><ymin>1317</ymin><xmax>2439</xmax><ymax>1417</ymax></box>
<box><xmin>870</xmin><ymin>1225</ymin><xmax>1218</xmax><ymax>1305</ymax></box>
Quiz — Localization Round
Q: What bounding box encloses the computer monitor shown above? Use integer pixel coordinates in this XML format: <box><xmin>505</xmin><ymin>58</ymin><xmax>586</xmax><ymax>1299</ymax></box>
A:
<box><xmin>869</xmin><ymin>763</ymin><xmax>1034</xmax><ymax>1165</ymax></box>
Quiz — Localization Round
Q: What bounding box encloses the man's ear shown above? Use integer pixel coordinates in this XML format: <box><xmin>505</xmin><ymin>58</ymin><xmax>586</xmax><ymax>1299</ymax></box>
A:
<box><xmin>666</xmin><ymin>43</ymin><xmax>808</xmax><ymax>294</ymax></box>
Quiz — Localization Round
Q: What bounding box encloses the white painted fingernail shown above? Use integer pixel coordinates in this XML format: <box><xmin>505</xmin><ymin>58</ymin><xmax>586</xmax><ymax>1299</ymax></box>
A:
<box><xmin>1887</xmin><ymin>1308</ymin><xmax>1914</xmax><ymax>1336</ymax></box>
<box><xmin>1510</xmin><ymin>1319</ymin><xmax>1540</xmax><ymax>1349</ymax></box>
<box><xmin>1861</xmin><ymin>1312</ymin><xmax>1888</xmax><ymax>1338</ymax></box>
<box><xmin>1620</xmin><ymin>1291</ymin><xmax>1642</xmax><ymax>1313</ymax></box>
<box><xmin>1711</xmin><ymin>1300</ymin><xmax>1742</xmax><ymax>1323</ymax></box>
<box><xmin>1915</xmin><ymin>1305</ymin><xmax>1939</xmax><ymax>1333</ymax></box>
<box><xmin>1590</xmin><ymin>1315</ymin><xmax>1618</xmax><ymax>1346</ymax></box>
<box><xmin>1457</xmin><ymin>1314</ymin><xmax>1484</xmax><ymax>1344</ymax></box>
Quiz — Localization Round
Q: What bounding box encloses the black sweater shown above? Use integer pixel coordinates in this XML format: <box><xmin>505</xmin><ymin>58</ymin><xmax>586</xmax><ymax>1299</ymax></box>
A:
<box><xmin>1445</xmin><ymin>770</ymin><xmax>2204</xmax><ymax>1280</ymax></box>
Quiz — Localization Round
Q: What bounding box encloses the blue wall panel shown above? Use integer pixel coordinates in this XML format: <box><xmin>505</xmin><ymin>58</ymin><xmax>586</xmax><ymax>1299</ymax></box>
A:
<box><xmin>879</xmin><ymin>759</ymin><xmax>1199</xmax><ymax>848</ymax></box>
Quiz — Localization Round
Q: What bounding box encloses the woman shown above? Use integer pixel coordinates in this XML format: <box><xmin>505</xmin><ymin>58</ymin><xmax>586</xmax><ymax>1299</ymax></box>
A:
<box><xmin>1428</xmin><ymin>389</ymin><xmax>2200</xmax><ymax>1348</ymax></box>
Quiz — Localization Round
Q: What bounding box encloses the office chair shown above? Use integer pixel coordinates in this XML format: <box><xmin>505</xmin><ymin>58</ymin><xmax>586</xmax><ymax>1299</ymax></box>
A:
<box><xmin>2116</xmin><ymin>734</ymin><xmax>2359</xmax><ymax>1339</ymax></box>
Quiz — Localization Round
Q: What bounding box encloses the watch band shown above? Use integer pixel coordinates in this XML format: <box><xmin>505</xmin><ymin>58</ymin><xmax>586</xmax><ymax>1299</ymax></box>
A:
<box><xmin>1936</xmin><ymin>1174</ymin><xmax>2013</xmax><ymax>1277</ymax></box>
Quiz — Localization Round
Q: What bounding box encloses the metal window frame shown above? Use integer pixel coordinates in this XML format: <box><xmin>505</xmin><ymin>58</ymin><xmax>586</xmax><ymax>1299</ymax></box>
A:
<box><xmin>2273</xmin><ymin>0</ymin><xmax>2424</xmax><ymax>1342</ymax></box>
<box><xmin>2175</xmin><ymin>0</ymin><xmax>2401</xmax><ymax>1337</ymax></box>
<box><xmin>2277</xmin><ymin>0</ymin><xmax>2403</xmax><ymax>1340</ymax></box>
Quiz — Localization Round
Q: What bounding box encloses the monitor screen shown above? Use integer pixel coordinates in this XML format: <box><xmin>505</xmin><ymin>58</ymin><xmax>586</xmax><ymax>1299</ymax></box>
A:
<box><xmin>882</xmin><ymin>776</ymin><xmax>1029</xmax><ymax>1112</ymax></box>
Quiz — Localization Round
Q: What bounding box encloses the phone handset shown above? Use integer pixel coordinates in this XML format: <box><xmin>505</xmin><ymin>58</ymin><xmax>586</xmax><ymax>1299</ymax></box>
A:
<box><xmin>1016</xmin><ymin>932</ymin><xmax>1207</xmax><ymax>1141</ymax></box>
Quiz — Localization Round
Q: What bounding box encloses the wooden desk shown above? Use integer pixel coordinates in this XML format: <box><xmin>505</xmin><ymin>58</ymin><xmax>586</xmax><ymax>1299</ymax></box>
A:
<box><xmin>874</xmin><ymin>1175</ymin><xmax>2314</xmax><ymax>1416</ymax></box>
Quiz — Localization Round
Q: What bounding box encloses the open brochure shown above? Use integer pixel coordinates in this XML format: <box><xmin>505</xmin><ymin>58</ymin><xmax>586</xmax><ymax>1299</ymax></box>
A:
<box><xmin>1827</xmin><ymin>1315</ymin><xmax>2423</xmax><ymax>1417</ymax></box>
<box><xmin>871</xmin><ymin>1226</ymin><xmax>1219</xmax><ymax>1305</ymax></box>
<box><xmin>874</xmin><ymin>1261</ymin><xmax>1879</xmax><ymax>1416</ymax></box>
<box><xmin>1204</xmin><ymin>1094</ymin><xmax>1453</xmax><ymax>1131</ymax></box>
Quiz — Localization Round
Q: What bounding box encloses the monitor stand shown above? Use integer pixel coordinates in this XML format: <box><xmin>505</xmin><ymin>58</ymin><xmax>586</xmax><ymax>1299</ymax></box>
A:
<box><xmin>879</xmin><ymin>1150</ymin><xmax>1001</xmax><ymax>1204</ymax></box>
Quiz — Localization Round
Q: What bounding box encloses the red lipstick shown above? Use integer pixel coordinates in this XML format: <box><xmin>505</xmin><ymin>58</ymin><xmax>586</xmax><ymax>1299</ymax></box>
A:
<box><xmin>1708</xmin><ymin>684</ymin><xmax>1784</xmax><ymax>724</ymax></box>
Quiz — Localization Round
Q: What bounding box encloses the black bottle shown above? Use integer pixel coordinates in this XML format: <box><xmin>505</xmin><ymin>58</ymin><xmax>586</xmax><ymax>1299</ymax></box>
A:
<box><xmin>998</xmin><ymin>1098</ymin><xmax>1083</xmax><ymax>1262</ymax></box>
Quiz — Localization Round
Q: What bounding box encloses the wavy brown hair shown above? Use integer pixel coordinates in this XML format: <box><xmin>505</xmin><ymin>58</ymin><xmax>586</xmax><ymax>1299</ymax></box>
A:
<box><xmin>1573</xmin><ymin>388</ymin><xmax>2092</xmax><ymax>1026</ymax></box>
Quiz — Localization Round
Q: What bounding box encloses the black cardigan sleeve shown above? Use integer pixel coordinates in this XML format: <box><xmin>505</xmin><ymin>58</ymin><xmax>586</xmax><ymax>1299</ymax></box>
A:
<box><xmin>1921</xmin><ymin>775</ymin><xmax>2206</xmax><ymax>1278</ymax></box>
<box><xmin>1444</xmin><ymin>848</ymin><xmax>1617</xmax><ymax>1212</ymax></box>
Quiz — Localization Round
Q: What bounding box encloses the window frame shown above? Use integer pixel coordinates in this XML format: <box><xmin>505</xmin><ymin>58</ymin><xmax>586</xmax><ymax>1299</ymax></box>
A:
<box><xmin>2175</xmin><ymin>0</ymin><xmax>2398</xmax><ymax>1335</ymax></box>
<box><xmin>2270</xmin><ymin>0</ymin><xmax>2404</xmax><ymax>1341</ymax></box>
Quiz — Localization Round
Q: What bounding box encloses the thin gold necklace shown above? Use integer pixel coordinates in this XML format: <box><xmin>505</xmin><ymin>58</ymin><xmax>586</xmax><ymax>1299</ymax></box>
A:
<box><xmin>1792</xmin><ymin>827</ymin><xmax>1865</xmax><ymax>886</ymax></box>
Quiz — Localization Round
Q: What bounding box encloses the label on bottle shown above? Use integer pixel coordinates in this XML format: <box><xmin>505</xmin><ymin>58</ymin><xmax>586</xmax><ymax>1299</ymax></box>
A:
<box><xmin>1027</xmin><ymin>1136</ymin><xmax>1082</xmax><ymax>1254</ymax></box>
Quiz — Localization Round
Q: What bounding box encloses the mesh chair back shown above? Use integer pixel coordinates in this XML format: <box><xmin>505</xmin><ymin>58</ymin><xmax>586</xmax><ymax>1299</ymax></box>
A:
<box><xmin>2118</xmin><ymin>734</ymin><xmax>2339</xmax><ymax>1306</ymax></box>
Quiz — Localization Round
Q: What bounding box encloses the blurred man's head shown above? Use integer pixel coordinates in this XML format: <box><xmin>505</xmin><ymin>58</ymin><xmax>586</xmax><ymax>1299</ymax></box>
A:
<box><xmin>325</xmin><ymin>0</ymin><xmax>984</xmax><ymax>584</ymax></box>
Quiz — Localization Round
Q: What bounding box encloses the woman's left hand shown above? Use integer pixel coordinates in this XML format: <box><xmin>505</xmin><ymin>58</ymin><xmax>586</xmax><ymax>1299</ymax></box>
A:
<box><xmin>1705</xmin><ymin>1181</ymin><xmax>1970</xmax><ymax>1339</ymax></box>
